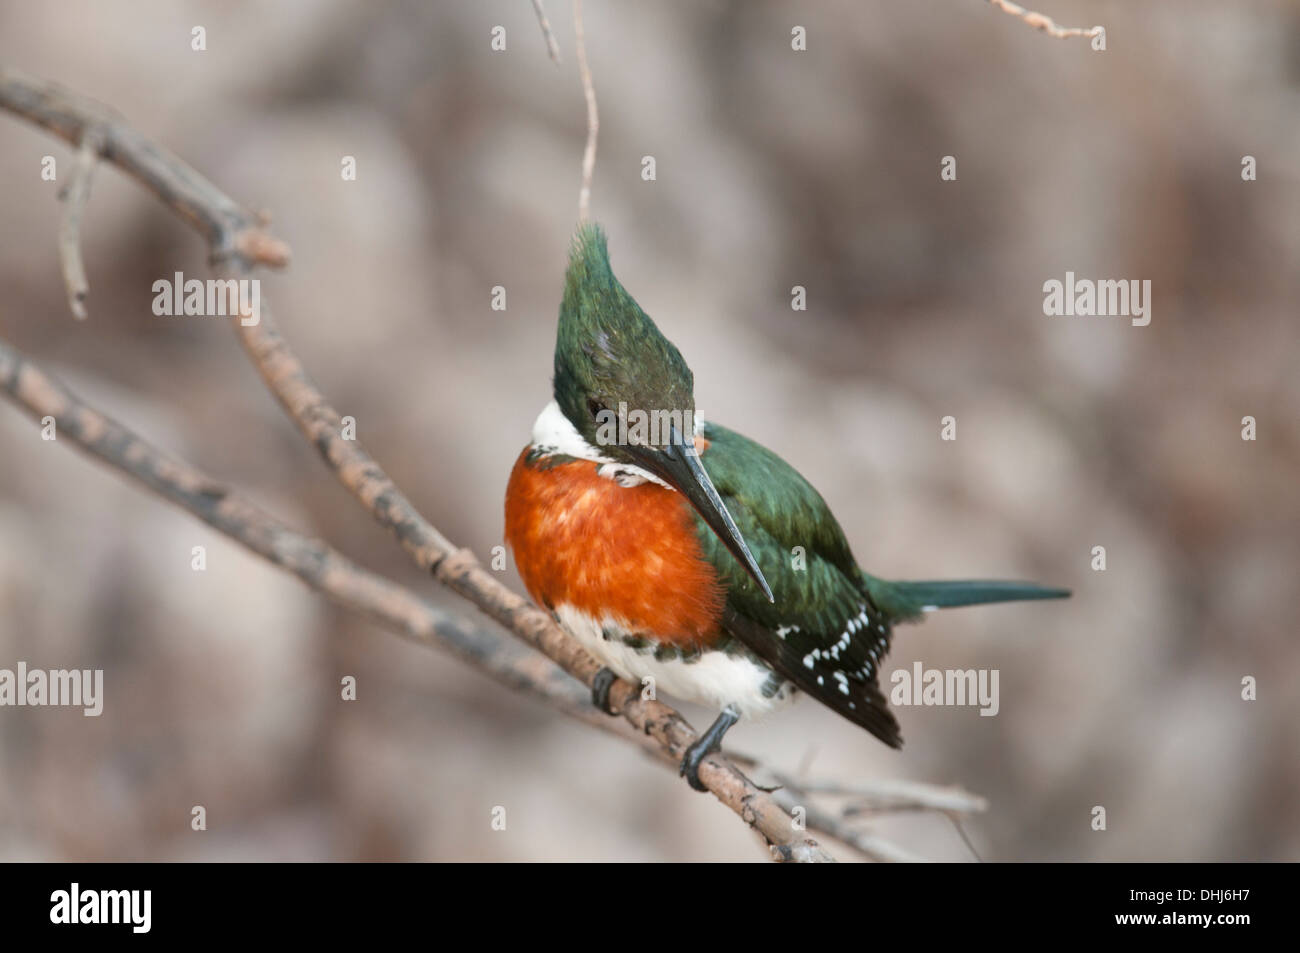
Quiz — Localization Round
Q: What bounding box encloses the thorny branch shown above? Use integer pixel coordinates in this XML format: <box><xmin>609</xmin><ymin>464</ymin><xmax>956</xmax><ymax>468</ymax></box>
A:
<box><xmin>0</xmin><ymin>66</ymin><xmax>841</xmax><ymax>862</ymax></box>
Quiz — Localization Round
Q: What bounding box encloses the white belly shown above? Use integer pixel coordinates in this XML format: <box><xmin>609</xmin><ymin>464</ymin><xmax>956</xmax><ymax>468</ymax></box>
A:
<box><xmin>554</xmin><ymin>604</ymin><xmax>797</xmax><ymax>720</ymax></box>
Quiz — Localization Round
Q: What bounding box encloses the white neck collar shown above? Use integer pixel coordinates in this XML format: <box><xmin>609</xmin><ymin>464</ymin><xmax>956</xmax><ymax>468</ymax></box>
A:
<box><xmin>531</xmin><ymin>400</ymin><xmax>708</xmax><ymax>490</ymax></box>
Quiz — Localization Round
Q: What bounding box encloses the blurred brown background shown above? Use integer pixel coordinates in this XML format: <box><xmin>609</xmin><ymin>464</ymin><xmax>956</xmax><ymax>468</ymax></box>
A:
<box><xmin>0</xmin><ymin>1</ymin><xmax>1297</xmax><ymax>861</ymax></box>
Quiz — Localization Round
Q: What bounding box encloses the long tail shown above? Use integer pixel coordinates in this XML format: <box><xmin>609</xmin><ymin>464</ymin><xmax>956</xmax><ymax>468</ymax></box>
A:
<box><xmin>861</xmin><ymin>575</ymin><xmax>1070</xmax><ymax>622</ymax></box>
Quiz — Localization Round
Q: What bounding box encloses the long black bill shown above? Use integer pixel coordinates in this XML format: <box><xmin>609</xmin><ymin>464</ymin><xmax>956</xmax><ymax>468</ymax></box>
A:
<box><xmin>626</xmin><ymin>423</ymin><xmax>775</xmax><ymax>603</ymax></box>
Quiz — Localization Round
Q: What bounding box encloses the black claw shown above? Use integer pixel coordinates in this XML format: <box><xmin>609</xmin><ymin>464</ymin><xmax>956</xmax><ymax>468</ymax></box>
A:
<box><xmin>679</xmin><ymin>706</ymin><xmax>740</xmax><ymax>793</ymax></box>
<box><xmin>679</xmin><ymin>745</ymin><xmax>711</xmax><ymax>792</ymax></box>
<box><xmin>591</xmin><ymin>667</ymin><xmax>620</xmax><ymax>715</ymax></box>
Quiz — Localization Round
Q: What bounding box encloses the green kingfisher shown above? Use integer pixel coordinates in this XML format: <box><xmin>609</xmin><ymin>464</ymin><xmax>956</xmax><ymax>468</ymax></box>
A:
<box><xmin>505</xmin><ymin>224</ymin><xmax>1069</xmax><ymax>790</ymax></box>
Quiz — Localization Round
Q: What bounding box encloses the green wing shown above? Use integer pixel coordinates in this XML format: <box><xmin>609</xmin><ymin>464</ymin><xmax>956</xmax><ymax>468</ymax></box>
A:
<box><xmin>692</xmin><ymin>423</ymin><xmax>902</xmax><ymax>746</ymax></box>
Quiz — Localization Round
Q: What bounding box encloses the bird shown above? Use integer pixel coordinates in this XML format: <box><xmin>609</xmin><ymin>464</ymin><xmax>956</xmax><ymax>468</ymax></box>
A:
<box><xmin>505</xmin><ymin>223</ymin><xmax>1069</xmax><ymax>791</ymax></box>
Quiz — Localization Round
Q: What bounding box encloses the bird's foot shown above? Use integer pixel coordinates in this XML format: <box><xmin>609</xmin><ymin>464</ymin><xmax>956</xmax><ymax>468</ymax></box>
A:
<box><xmin>679</xmin><ymin>705</ymin><xmax>740</xmax><ymax>793</ymax></box>
<box><xmin>590</xmin><ymin>666</ymin><xmax>620</xmax><ymax>716</ymax></box>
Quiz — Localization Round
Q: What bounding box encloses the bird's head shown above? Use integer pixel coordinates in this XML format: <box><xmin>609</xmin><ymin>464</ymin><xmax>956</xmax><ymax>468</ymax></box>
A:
<box><xmin>552</xmin><ymin>223</ymin><xmax>772</xmax><ymax>601</ymax></box>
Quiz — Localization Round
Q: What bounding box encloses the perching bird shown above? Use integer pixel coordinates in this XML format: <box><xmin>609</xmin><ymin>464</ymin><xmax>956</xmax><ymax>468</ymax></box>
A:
<box><xmin>505</xmin><ymin>224</ymin><xmax>1069</xmax><ymax>790</ymax></box>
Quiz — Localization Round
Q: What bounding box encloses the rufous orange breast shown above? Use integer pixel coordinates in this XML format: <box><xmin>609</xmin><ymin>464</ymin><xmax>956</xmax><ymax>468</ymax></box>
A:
<box><xmin>504</xmin><ymin>446</ymin><xmax>724</xmax><ymax>650</ymax></box>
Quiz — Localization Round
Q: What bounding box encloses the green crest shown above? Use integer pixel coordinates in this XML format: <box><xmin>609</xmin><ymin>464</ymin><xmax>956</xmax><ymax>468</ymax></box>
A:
<box><xmin>553</xmin><ymin>224</ymin><xmax>696</xmax><ymax>457</ymax></box>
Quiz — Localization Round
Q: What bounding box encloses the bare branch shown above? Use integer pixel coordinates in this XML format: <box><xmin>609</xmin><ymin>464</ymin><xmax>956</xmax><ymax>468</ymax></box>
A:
<box><xmin>531</xmin><ymin>0</ymin><xmax>562</xmax><ymax>64</ymax></box>
<box><xmin>573</xmin><ymin>0</ymin><xmax>598</xmax><ymax>221</ymax></box>
<box><xmin>0</xmin><ymin>336</ymin><xmax>585</xmax><ymax>710</ymax></box>
<box><xmin>56</xmin><ymin>128</ymin><xmax>101</xmax><ymax>319</ymax></box>
<box><xmin>0</xmin><ymin>67</ymin><xmax>287</xmax><ymax>268</ymax></box>
<box><xmin>0</xmin><ymin>68</ymin><xmax>831</xmax><ymax>862</ymax></box>
<box><xmin>985</xmin><ymin>0</ymin><xmax>1103</xmax><ymax>40</ymax></box>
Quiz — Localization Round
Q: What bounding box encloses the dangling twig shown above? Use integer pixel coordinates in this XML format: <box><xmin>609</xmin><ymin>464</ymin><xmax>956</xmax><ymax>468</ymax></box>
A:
<box><xmin>56</xmin><ymin>127</ymin><xmax>102</xmax><ymax>319</ymax></box>
<box><xmin>573</xmin><ymin>0</ymin><xmax>598</xmax><ymax>221</ymax></box>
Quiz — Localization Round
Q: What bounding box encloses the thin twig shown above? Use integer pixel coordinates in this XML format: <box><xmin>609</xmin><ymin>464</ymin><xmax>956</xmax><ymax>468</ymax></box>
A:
<box><xmin>986</xmin><ymin>0</ymin><xmax>1103</xmax><ymax>40</ymax></box>
<box><xmin>0</xmin><ymin>68</ymin><xmax>830</xmax><ymax>862</ymax></box>
<box><xmin>807</xmin><ymin>778</ymin><xmax>988</xmax><ymax>815</ymax></box>
<box><xmin>770</xmin><ymin>792</ymin><xmax>931</xmax><ymax>863</ymax></box>
<box><xmin>729</xmin><ymin>757</ymin><xmax>987</xmax><ymax>861</ymax></box>
<box><xmin>727</xmin><ymin>755</ymin><xmax>988</xmax><ymax>816</ymax></box>
<box><xmin>946</xmin><ymin>812</ymin><xmax>985</xmax><ymax>862</ymax></box>
<box><xmin>573</xmin><ymin>0</ymin><xmax>598</xmax><ymax>221</ymax></box>
<box><xmin>531</xmin><ymin>0</ymin><xmax>562</xmax><ymax>64</ymax></box>
<box><xmin>56</xmin><ymin>128</ymin><xmax>101</xmax><ymax>319</ymax></box>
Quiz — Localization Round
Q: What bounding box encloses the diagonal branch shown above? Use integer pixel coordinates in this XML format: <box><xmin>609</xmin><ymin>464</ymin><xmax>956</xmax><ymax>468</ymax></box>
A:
<box><xmin>0</xmin><ymin>336</ymin><xmax>586</xmax><ymax>710</ymax></box>
<box><xmin>0</xmin><ymin>67</ymin><xmax>832</xmax><ymax>862</ymax></box>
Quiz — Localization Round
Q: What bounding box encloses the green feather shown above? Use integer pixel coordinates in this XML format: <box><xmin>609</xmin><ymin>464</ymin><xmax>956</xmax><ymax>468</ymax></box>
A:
<box><xmin>689</xmin><ymin>422</ymin><xmax>1070</xmax><ymax>747</ymax></box>
<box><xmin>553</xmin><ymin>224</ymin><xmax>695</xmax><ymax>453</ymax></box>
<box><xmin>691</xmin><ymin>423</ymin><xmax>903</xmax><ymax>745</ymax></box>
